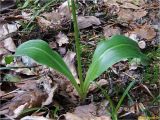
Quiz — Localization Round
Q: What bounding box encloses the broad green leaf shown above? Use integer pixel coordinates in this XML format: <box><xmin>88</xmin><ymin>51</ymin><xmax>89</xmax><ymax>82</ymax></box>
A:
<box><xmin>15</xmin><ymin>40</ymin><xmax>81</xmax><ymax>94</ymax></box>
<box><xmin>83</xmin><ymin>35</ymin><xmax>149</xmax><ymax>93</ymax></box>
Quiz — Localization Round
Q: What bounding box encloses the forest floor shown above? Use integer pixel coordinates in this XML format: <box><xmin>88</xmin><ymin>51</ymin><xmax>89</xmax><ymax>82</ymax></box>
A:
<box><xmin>0</xmin><ymin>0</ymin><xmax>160</xmax><ymax>120</ymax></box>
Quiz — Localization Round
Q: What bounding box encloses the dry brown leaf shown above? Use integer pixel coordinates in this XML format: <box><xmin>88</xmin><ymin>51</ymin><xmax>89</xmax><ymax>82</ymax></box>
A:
<box><xmin>120</xmin><ymin>2</ymin><xmax>141</xmax><ymax>9</ymax></box>
<box><xmin>0</xmin><ymin>90</ymin><xmax>47</xmax><ymax>118</ymax></box>
<box><xmin>132</xmin><ymin>24</ymin><xmax>156</xmax><ymax>40</ymax></box>
<box><xmin>72</xmin><ymin>103</ymin><xmax>111</xmax><ymax>120</ymax></box>
<box><xmin>64</xmin><ymin>113</ymin><xmax>83</xmax><ymax>120</ymax></box>
<box><xmin>117</xmin><ymin>9</ymin><xmax>147</xmax><ymax>22</ymax></box>
<box><xmin>74</xmin><ymin>104</ymin><xmax>97</xmax><ymax>119</ymax></box>
<box><xmin>21</xmin><ymin>116</ymin><xmax>54</xmax><ymax>120</ymax></box>
<box><xmin>0</xmin><ymin>23</ymin><xmax>19</xmax><ymax>52</ymax></box>
<box><xmin>36</xmin><ymin>16</ymin><xmax>51</xmax><ymax>30</ymax></box>
<box><xmin>104</xmin><ymin>0</ymin><xmax>145</xmax><ymax>6</ymax></box>
<box><xmin>64</xmin><ymin>112</ymin><xmax>111</xmax><ymax>120</ymax></box>
<box><xmin>117</xmin><ymin>9</ymin><xmax>134</xmax><ymax>22</ymax></box>
<box><xmin>133</xmin><ymin>10</ymin><xmax>147</xmax><ymax>20</ymax></box>
<box><xmin>3</xmin><ymin>38</ymin><xmax>16</xmax><ymax>52</ymax></box>
<box><xmin>103</xmin><ymin>25</ymin><xmax>121</xmax><ymax>38</ymax></box>
<box><xmin>58</xmin><ymin>0</ymin><xmax>71</xmax><ymax>20</ymax></box>
<box><xmin>0</xmin><ymin>77</ymin><xmax>57</xmax><ymax>118</ymax></box>
<box><xmin>56</xmin><ymin>32</ymin><xmax>69</xmax><ymax>46</ymax></box>
<box><xmin>77</xmin><ymin>16</ymin><xmax>101</xmax><ymax>29</ymax></box>
<box><xmin>63</xmin><ymin>51</ymin><xmax>79</xmax><ymax>84</ymax></box>
<box><xmin>0</xmin><ymin>47</ymin><xmax>9</xmax><ymax>57</ymax></box>
<box><xmin>42</xmin><ymin>11</ymin><xmax>62</xmax><ymax>22</ymax></box>
<box><xmin>0</xmin><ymin>23</ymin><xmax>20</xmax><ymax>36</ymax></box>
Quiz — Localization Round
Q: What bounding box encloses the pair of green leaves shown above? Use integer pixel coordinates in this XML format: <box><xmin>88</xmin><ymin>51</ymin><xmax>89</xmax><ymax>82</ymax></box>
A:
<box><xmin>15</xmin><ymin>35</ymin><xmax>148</xmax><ymax>99</ymax></box>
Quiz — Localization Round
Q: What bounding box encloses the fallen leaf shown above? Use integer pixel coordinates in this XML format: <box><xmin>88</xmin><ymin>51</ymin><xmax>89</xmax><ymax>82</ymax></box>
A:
<box><xmin>64</xmin><ymin>112</ymin><xmax>111</xmax><ymax>120</ymax></box>
<box><xmin>104</xmin><ymin>0</ymin><xmax>145</xmax><ymax>6</ymax></box>
<box><xmin>0</xmin><ymin>47</ymin><xmax>9</xmax><ymax>57</ymax></box>
<box><xmin>21</xmin><ymin>116</ymin><xmax>54</xmax><ymax>120</ymax></box>
<box><xmin>36</xmin><ymin>16</ymin><xmax>51</xmax><ymax>30</ymax></box>
<box><xmin>71</xmin><ymin>103</ymin><xmax>111</xmax><ymax>120</ymax></box>
<box><xmin>63</xmin><ymin>51</ymin><xmax>79</xmax><ymax>84</ymax></box>
<box><xmin>133</xmin><ymin>10</ymin><xmax>147</xmax><ymax>20</ymax></box>
<box><xmin>132</xmin><ymin>24</ymin><xmax>156</xmax><ymax>40</ymax></box>
<box><xmin>3</xmin><ymin>38</ymin><xmax>16</xmax><ymax>52</ymax></box>
<box><xmin>0</xmin><ymin>77</ymin><xmax>57</xmax><ymax>118</ymax></box>
<box><xmin>117</xmin><ymin>9</ymin><xmax>134</xmax><ymax>22</ymax></box>
<box><xmin>103</xmin><ymin>25</ymin><xmax>121</xmax><ymax>38</ymax></box>
<box><xmin>0</xmin><ymin>23</ymin><xmax>19</xmax><ymax>35</ymax></box>
<box><xmin>56</xmin><ymin>32</ymin><xmax>69</xmax><ymax>46</ymax></box>
<box><xmin>58</xmin><ymin>0</ymin><xmax>71</xmax><ymax>20</ymax></box>
<box><xmin>0</xmin><ymin>23</ymin><xmax>19</xmax><ymax>52</ymax></box>
<box><xmin>42</xmin><ymin>83</ymin><xmax>57</xmax><ymax>106</ymax></box>
<box><xmin>77</xmin><ymin>16</ymin><xmax>101</xmax><ymax>29</ymax></box>
<box><xmin>42</xmin><ymin>11</ymin><xmax>62</xmax><ymax>22</ymax></box>
<box><xmin>120</xmin><ymin>2</ymin><xmax>141</xmax><ymax>9</ymax></box>
<box><xmin>74</xmin><ymin>104</ymin><xmax>97</xmax><ymax>118</ymax></box>
<box><xmin>64</xmin><ymin>113</ymin><xmax>83</xmax><ymax>120</ymax></box>
<box><xmin>117</xmin><ymin>9</ymin><xmax>147</xmax><ymax>22</ymax></box>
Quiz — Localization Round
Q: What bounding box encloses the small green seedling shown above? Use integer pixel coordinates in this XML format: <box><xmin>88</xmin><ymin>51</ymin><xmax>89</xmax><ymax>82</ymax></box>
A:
<box><xmin>15</xmin><ymin>0</ymin><xmax>148</xmax><ymax>100</ymax></box>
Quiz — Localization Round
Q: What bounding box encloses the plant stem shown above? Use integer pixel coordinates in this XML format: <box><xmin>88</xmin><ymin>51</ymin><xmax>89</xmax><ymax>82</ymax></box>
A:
<box><xmin>71</xmin><ymin>0</ymin><xmax>83</xmax><ymax>85</ymax></box>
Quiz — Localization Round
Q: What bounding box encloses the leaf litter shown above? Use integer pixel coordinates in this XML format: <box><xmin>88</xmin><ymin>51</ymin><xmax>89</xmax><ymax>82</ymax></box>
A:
<box><xmin>0</xmin><ymin>0</ymin><xmax>160</xmax><ymax>119</ymax></box>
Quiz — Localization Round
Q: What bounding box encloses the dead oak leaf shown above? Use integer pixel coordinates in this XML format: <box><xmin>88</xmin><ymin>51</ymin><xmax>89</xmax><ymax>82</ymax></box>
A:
<box><xmin>133</xmin><ymin>10</ymin><xmax>147</xmax><ymax>20</ymax></box>
<box><xmin>42</xmin><ymin>11</ymin><xmax>62</xmax><ymax>23</ymax></box>
<box><xmin>69</xmin><ymin>103</ymin><xmax>111</xmax><ymax>120</ymax></box>
<box><xmin>133</xmin><ymin>24</ymin><xmax>156</xmax><ymax>40</ymax></box>
<box><xmin>36</xmin><ymin>16</ymin><xmax>51</xmax><ymax>30</ymax></box>
<box><xmin>103</xmin><ymin>25</ymin><xmax>121</xmax><ymax>38</ymax></box>
<box><xmin>0</xmin><ymin>77</ymin><xmax>57</xmax><ymax>118</ymax></box>
<box><xmin>77</xmin><ymin>16</ymin><xmax>101</xmax><ymax>29</ymax></box>
<box><xmin>65</xmin><ymin>112</ymin><xmax>111</xmax><ymax>120</ymax></box>
<box><xmin>117</xmin><ymin>8</ymin><xmax>147</xmax><ymax>22</ymax></box>
<box><xmin>120</xmin><ymin>2</ymin><xmax>141</xmax><ymax>9</ymax></box>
